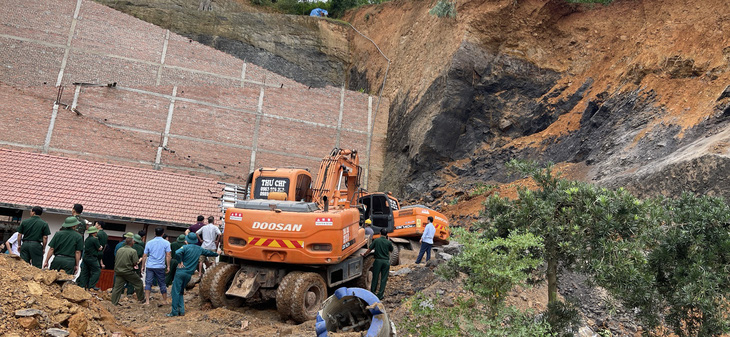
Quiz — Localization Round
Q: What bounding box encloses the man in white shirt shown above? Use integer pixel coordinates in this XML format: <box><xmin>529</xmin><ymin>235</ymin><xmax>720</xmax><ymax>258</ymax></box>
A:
<box><xmin>415</xmin><ymin>216</ymin><xmax>436</xmax><ymax>264</ymax></box>
<box><xmin>5</xmin><ymin>232</ymin><xmax>21</xmax><ymax>256</ymax></box>
<box><xmin>196</xmin><ymin>216</ymin><xmax>221</xmax><ymax>275</ymax></box>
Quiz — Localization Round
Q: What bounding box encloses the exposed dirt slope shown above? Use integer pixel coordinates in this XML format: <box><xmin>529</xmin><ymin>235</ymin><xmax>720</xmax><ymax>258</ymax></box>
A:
<box><xmin>346</xmin><ymin>0</ymin><xmax>730</xmax><ymax>200</ymax></box>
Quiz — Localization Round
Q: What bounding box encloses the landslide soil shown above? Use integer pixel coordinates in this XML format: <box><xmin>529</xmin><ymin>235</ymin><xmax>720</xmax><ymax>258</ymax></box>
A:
<box><xmin>351</xmin><ymin>0</ymin><xmax>730</xmax><ymax>138</ymax></box>
<box><xmin>347</xmin><ymin>0</ymin><xmax>730</xmax><ymax>194</ymax></box>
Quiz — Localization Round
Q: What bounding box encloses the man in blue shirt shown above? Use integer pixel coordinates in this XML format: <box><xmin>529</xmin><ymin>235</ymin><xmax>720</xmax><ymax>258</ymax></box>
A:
<box><xmin>168</xmin><ymin>233</ymin><xmax>218</xmax><ymax>317</ymax></box>
<box><xmin>141</xmin><ymin>227</ymin><xmax>171</xmax><ymax>305</ymax></box>
<box><xmin>415</xmin><ymin>216</ymin><xmax>436</xmax><ymax>264</ymax></box>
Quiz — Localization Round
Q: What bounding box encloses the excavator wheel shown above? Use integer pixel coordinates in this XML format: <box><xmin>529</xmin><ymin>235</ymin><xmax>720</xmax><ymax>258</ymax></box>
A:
<box><xmin>276</xmin><ymin>271</ymin><xmax>304</xmax><ymax>320</ymax></box>
<box><xmin>289</xmin><ymin>272</ymin><xmax>328</xmax><ymax>323</ymax></box>
<box><xmin>199</xmin><ymin>263</ymin><xmax>224</xmax><ymax>302</ymax></box>
<box><xmin>209</xmin><ymin>263</ymin><xmax>245</xmax><ymax>308</ymax></box>
<box><xmin>353</xmin><ymin>255</ymin><xmax>374</xmax><ymax>289</ymax></box>
<box><xmin>389</xmin><ymin>244</ymin><xmax>400</xmax><ymax>266</ymax></box>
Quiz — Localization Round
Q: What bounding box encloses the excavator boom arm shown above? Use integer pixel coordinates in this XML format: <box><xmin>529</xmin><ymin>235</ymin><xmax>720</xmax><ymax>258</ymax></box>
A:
<box><xmin>312</xmin><ymin>148</ymin><xmax>361</xmax><ymax>209</ymax></box>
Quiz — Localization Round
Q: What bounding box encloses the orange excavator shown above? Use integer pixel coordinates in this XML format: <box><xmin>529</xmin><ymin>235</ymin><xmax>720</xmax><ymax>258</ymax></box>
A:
<box><xmin>200</xmin><ymin>148</ymin><xmax>371</xmax><ymax>323</ymax></box>
<box><xmin>357</xmin><ymin>192</ymin><xmax>450</xmax><ymax>265</ymax></box>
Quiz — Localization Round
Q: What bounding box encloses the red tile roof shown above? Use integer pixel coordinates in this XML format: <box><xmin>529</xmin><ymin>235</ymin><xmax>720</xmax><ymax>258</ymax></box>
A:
<box><xmin>0</xmin><ymin>148</ymin><xmax>221</xmax><ymax>227</ymax></box>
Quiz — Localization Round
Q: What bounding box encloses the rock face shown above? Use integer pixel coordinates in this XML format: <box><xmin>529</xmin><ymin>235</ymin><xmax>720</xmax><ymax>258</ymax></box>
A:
<box><xmin>96</xmin><ymin>0</ymin><xmax>350</xmax><ymax>88</ymax></box>
<box><xmin>382</xmin><ymin>41</ymin><xmax>562</xmax><ymax>197</ymax></box>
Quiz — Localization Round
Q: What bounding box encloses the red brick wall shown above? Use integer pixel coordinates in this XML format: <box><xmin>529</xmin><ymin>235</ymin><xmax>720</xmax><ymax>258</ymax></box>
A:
<box><xmin>0</xmin><ymin>0</ymin><xmax>388</xmax><ymax>189</ymax></box>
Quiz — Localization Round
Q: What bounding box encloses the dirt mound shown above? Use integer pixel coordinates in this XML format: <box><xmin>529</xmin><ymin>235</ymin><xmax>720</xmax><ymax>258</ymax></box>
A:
<box><xmin>0</xmin><ymin>255</ymin><xmax>130</xmax><ymax>336</ymax></box>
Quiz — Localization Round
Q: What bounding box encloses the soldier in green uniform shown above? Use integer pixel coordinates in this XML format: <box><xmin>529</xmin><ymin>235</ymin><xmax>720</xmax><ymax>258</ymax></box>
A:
<box><xmin>77</xmin><ymin>226</ymin><xmax>103</xmax><ymax>289</ymax></box>
<box><xmin>166</xmin><ymin>234</ymin><xmax>186</xmax><ymax>286</ymax></box>
<box><xmin>72</xmin><ymin>204</ymin><xmax>89</xmax><ymax>242</ymax></box>
<box><xmin>168</xmin><ymin>233</ymin><xmax>218</xmax><ymax>316</ymax></box>
<box><xmin>17</xmin><ymin>206</ymin><xmax>50</xmax><ymax>268</ymax></box>
<box><xmin>43</xmin><ymin>217</ymin><xmax>84</xmax><ymax>275</ymax></box>
<box><xmin>111</xmin><ymin>233</ymin><xmax>144</xmax><ymax>305</ymax></box>
<box><xmin>361</xmin><ymin>228</ymin><xmax>393</xmax><ymax>299</ymax></box>
<box><xmin>125</xmin><ymin>234</ymin><xmax>145</xmax><ymax>294</ymax></box>
<box><xmin>132</xmin><ymin>234</ymin><xmax>145</xmax><ymax>258</ymax></box>
<box><xmin>95</xmin><ymin>221</ymin><xmax>108</xmax><ymax>270</ymax></box>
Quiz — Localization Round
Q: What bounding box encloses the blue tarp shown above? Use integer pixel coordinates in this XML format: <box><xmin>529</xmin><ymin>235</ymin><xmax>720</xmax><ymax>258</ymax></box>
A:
<box><xmin>310</xmin><ymin>8</ymin><xmax>328</xmax><ymax>17</ymax></box>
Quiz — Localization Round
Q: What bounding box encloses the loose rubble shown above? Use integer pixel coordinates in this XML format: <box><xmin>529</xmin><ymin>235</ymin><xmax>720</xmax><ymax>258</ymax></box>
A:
<box><xmin>0</xmin><ymin>255</ymin><xmax>130</xmax><ymax>336</ymax></box>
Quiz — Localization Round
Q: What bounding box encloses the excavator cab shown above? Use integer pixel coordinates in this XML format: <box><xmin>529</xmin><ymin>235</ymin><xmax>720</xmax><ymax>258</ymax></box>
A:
<box><xmin>357</xmin><ymin>193</ymin><xmax>396</xmax><ymax>234</ymax></box>
<box><xmin>246</xmin><ymin>168</ymin><xmax>313</xmax><ymax>202</ymax></box>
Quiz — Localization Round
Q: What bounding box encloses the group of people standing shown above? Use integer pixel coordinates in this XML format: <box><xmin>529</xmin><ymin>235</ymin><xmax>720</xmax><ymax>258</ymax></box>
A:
<box><xmin>109</xmin><ymin>214</ymin><xmax>220</xmax><ymax>317</ymax></box>
<box><xmin>6</xmin><ymin>205</ymin><xmax>222</xmax><ymax>317</ymax></box>
<box><xmin>12</xmin><ymin>204</ymin><xmax>104</xmax><ymax>284</ymax></box>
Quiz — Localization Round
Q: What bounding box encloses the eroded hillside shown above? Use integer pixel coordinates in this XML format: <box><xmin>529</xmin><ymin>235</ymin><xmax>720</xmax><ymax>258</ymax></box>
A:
<box><xmin>98</xmin><ymin>0</ymin><xmax>730</xmax><ymax>205</ymax></box>
<box><xmin>346</xmin><ymin>0</ymin><xmax>730</xmax><ymax>203</ymax></box>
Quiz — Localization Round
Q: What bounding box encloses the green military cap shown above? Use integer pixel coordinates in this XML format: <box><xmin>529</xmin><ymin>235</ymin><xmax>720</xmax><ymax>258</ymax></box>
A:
<box><xmin>176</xmin><ymin>234</ymin><xmax>186</xmax><ymax>243</ymax></box>
<box><xmin>85</xmin><ymin>227</ymin><xmax>99</xmax><ymax>234</ymax></box>
<box><xmin>133</xmin><ymin>234</ymin><xmax>142</xmax><ymax>244</ymax></box>
<box><xmin>123</xmin><ymin>232</ymin><xmax>134</xmax><ymax>238</ymax></box>
<box><xmin>62</xmin><ymin>216</ymin><xmax>80</xmax><ymax>228</ymax></box>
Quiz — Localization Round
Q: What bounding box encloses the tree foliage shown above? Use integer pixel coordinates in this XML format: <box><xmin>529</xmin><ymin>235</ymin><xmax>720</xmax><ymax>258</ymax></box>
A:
<box><xmin>482</xmin><ymin>160</ymin><xmax>656</xmax><ymax>307</ymax></box>
<box><xmin>419</xmin><ymin>228</ymin><xmax>549</xmax><ymax>335</ymax></box>
<box><xmin>328</xmin><ymin>0</ymin><xmax>387</xmax><ymax>18</ymax></box>
<box><xmin>475</xmin><ymin>159</ymin><xmax>730</xmax><ymax>336</ymax></box>
<box><xmin>648</xmin><ymin>194</ymin><xmax>730</xmax><ymax>336</ymax></box>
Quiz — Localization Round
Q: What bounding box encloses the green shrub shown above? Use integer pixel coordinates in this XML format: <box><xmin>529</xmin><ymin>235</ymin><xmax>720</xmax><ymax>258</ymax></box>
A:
<box><xmin>429</xmin><ymin>0</ymin><xmax>457</xmax><ymax>18</ymax></box>
<box><xmin>442</xmin><ymin>228</ymin><xmax>543</xmax><ymax>312</ymax></box>
<box><xmin>329</xmin><ymin>0</ymin><xmax>388</xmax><ymax>18</ymax></box>
<box><xmin>470</xmin><ymin>182</ymin><xmax>495</xmax><ymax>197</ymax></box>
<box><xmin>403</xmin><ymin>293</ymin><xmax>555</xmax><ymax>336</ymax></box>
